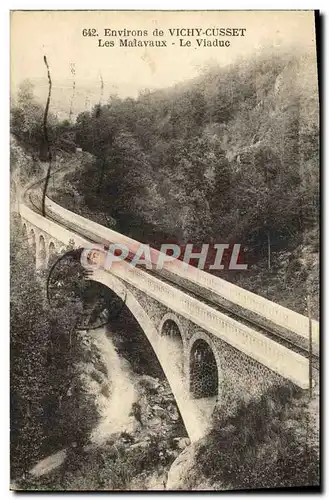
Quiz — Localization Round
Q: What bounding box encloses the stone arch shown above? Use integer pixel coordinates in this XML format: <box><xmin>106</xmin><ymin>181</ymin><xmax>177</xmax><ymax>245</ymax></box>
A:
<box><xmin>22</xmin><ymin>223</ymin><xmax>27</xmax><ymax>241</ymax></box>
<box><xmin>188</xmin><ymin>332</ymin><xmax>221</xmax><ymax>399</ymax></box>
<box><xmin>29</xmin><ymin>228</ymin><xmax>36</xmax><ymax>247</ymax></box>
<box><xmin>48</xmin><ymin>241</ymin><xmax>56</xmax><ymax>262</ymax></box>
<box><xmin>161</xmin><ymin>318</ymin><xmax>184</xmax><ymax>343</ymax></box>
<box><xmin>159</xmin><ymin>313</ymin><xmax>185</xmax><ymax>341</ymax></box>
<box><xmin>28</xmin><ymin>228</ymin><xmax>36</xmax><ymax>265</ymax></box>
<box><xmin>38</xmin><ymin>234</ymin><xmax>46</xmax><ymax>268</ymax></box>
<box><xmin>159</xmin><ymin>314</ymin><xmax>185</xmax><ymax>375</ymax></box>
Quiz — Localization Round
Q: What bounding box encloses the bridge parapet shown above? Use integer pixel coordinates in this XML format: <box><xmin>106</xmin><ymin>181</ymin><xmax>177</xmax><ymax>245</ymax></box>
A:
<box><xmin>190</xmin><ymin>266</ymin><xmax>319</xmax><ymax>343</ymax></box>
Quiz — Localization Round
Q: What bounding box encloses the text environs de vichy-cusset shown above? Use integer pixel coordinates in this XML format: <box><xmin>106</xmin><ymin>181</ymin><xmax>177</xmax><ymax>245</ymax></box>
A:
<box><xmin>98</xmin><ymin>27</ymin><xmax>247</xmax><ymax>48</ymax></box>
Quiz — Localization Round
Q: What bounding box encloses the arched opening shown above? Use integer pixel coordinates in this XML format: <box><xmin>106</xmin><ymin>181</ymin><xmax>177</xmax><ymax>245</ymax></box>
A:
<box><xmin>161</xmin><ymin>319</ymin><xmax>184</xmax><ymax>374</ymax></box>
<box><xmin>38</xmin><ymin>235</ymin><xmax>46</xmax><ymax>267</ymax></box>
<box><xmin>190</xmin><ymin>339</ymin><xmax>218</xmax><ymax>399</ymax></box>
<box><xmin>29</xmin><ymin>229</ymin><xmax>36</xmax><ymax>247</ymax></box>
<box><xmin>29</xmin><ymin>230</ymin><xmax>36</xmax><ymax>264</ymax></box>
<box><xmin>48</xmin><ymin>241</ymin><xmax>56</xmax><ymax>263</ymax></box>
<box><xmin>22</xmin><ymin>224</ymin><xmax>27</xmax><ymax>241</ymax></box>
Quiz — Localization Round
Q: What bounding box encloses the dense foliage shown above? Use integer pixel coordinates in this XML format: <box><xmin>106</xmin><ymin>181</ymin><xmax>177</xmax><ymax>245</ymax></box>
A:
<box><xmin>12</xmin><ymin>50</ymin><xmax>319</xmax><ymax>259</ymax></box>
<box><xmin>11</xmin><ymin>80</ymin><xmax>76</xmax><ymax>160</ymax></box>
<box><xmin>70</xmin><ymin>50</ymin><xmax>319</xmax><ymax>259</ymax></box>
<box><xmin>10</xmin><ymin>217</ymin><xmax>99</xmax><ymax>480</ymax></box>
<box><xmin>195</xmin><ymin>383</ymin><xmax>319</xmax><ymax>490</ymax></box>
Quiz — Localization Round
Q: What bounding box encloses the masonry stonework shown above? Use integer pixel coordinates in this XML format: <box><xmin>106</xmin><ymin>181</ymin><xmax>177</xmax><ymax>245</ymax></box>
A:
<box><xmin>126</xmin><ymin>286</ymin><xmax>287</xmax><ymax>402</ymax></box>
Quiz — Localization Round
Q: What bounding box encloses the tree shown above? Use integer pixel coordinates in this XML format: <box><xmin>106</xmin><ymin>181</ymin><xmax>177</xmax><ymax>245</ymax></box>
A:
<box><xmin>11</xmin><ymin>216</ymin><xmax>51</xmax><ymax>477</ymax></box>
<box><xmin>11</xmin><ymin>80</ymin><xmax>44</xmax><ymax>147</ymax></box>
<box><xmin>10</xmin><ymin>217</ymin><xmax>98</xmax><ymax>479</ymax></box>
<box><xmin>197</xmin><ymin>383</ymin><xmax>319</xmax><ymax>489</ymax></box>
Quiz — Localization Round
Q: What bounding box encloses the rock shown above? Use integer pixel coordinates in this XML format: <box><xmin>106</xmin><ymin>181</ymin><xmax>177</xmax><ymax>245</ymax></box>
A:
<box><xmin>152</xmin><ymin>404</ymin><xmax>167</xmax><ymax>419</ymax></box>
<box><xmin>174</xmin><ymin>437</ymin><xmax>191</xmax><ymax>450</ymax></box>
<box><xmin>100</xmin><ymin>382</ymin><xmax>110</xmax><ymax>398</ymax></box>
<box><xmin>139</xmin><ymin>375</ymin><xmax>160</xmax><ymax>392</ymax></box>
<box><xmin>167</xmin><ymin>441</ymin><xmax>223</xmax><ymax>490</ymax></box>
<box><xmin>166</xmin><ymin>444</ymin><xmax>197</xmax><ymax>490</ymax></box>
<box><xmin>152</xmin><ymin>404</ymin><xmax>164</xmax><ymax>411</ymax></box>
<box><xmin>167</xmin><ymin>404</ymin><xmax>179</xmax><ymax>421</ymax></box>
<box><xmin>167</xmin><ymin>449</ymin><xmax>180</xmax><ymax>460</ymax></box>
<box><xmin>129</xmin><ymin>441</ymin><xmax>149</xmax><ymax>450</ymax></box>
<box><xmin>148</xmin><ymin>417</ymin><xmax>162</xmax><ymax>430</ymax></box>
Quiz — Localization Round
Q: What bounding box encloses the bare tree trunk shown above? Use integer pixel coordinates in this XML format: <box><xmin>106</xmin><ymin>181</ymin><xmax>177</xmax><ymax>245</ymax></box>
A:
<box><xmin>41</xmin><ymin>55</ymin><xmax>52</xmax><ymax>217</ymax></box>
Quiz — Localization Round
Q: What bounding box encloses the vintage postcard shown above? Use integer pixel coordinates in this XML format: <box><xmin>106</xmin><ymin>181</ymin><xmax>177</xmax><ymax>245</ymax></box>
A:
<box><xmin>10</xmin><ymin>10</ymin><xmax>320</xmax><ymax>491</ymax></box>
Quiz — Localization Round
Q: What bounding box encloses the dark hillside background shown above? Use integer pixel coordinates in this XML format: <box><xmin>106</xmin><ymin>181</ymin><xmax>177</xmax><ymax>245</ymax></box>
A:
<box><xmin>11</xmin><ymin>48</ymin><xmax>319</xmax><ymax>317</ymax></box>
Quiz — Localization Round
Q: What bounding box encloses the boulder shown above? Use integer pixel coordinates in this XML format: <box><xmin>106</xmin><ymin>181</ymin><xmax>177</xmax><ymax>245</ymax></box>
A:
<box><xmin>166</xmin><ymin>444</ymin><xmax>197</xmax><ymax>490</ymax></box>
<box><xmin>152</xmin><ymin>404</ymin><xmax>167</xmax><ymax>419</ymax></box>
<box><xmin>167</xmin><ymin>442</ymin><xmax>223</xmax><ymax>491</ymax></box>
<box><xmin>139</xmin><ymin>375</ymin><xmax>160</xmax><ymax>392</ymax></box>
<box><xmin>129</xmin><ymin>440</ymin><xmax>149</xmax><ymax>450</ymax></box>
<box><xmin>173</xmin><ymin>437</ymin><xmax>191</xmax><ymax>450</ymax></box>
<box><xmin>167</xmin><ymin>404</ymin><xmax>179</xmax><ymax>421</ymax></box>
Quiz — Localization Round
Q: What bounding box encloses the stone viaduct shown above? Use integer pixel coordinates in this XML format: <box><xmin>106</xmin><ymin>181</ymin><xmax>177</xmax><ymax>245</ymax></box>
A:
<box><xmin>13</xmin><ymin>182</ymin><xmax>319</xmax><ymax>443</ymax></box>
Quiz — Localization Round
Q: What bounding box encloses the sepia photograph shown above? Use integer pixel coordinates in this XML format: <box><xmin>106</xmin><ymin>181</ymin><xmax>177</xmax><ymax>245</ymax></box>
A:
<box><xmin>10</xmin><ymin>9</ymin><xmax>320</xmax><ymax>491</ymax></box>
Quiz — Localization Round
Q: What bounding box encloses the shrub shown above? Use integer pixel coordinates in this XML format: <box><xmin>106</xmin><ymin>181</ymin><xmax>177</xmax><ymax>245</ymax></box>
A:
<box><xmin>196</xmin><ymin>383</ymin><xmax>319</xmax><ymax>490</ymax></box>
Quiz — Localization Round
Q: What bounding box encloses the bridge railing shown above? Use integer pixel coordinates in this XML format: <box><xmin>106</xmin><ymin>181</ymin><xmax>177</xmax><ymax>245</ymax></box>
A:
<box><xmin>45</xmin><ymin>196</ymin><xmax>319</xmax><ymax>345</ymax></box>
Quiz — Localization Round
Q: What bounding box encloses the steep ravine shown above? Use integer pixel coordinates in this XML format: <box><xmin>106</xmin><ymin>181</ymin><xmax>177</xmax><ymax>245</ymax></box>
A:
<box><xmin>25</xmin><ymin>322</ymin><xmax>190</xmax><ymax>490</ymax></box>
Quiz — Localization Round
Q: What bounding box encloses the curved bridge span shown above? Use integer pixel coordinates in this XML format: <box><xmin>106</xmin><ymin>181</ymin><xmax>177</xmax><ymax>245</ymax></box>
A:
<box><xmin>16</xmin><ymin>183</ymin><xmax>319</xmax><ymax>442</ymax></box>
